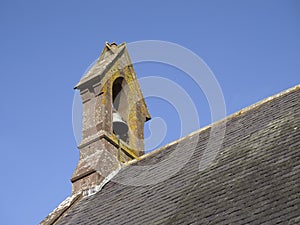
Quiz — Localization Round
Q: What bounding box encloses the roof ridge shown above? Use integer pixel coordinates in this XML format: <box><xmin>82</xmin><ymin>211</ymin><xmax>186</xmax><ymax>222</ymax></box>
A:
<box><xmin>125</xmin><ymin>83</ymin><xmax>300</xmax><ymax>166</ymax></box>
<box><xmin>40</xmin><ymin>193</ymin><xmax>82</xmax><ymax>225</ymax></box>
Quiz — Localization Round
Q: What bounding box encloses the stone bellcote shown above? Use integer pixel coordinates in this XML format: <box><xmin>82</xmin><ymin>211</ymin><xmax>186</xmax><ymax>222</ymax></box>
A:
<box><xmin>71</xmin><ymin>42</ymin><xmax>151</xmax><ymax>194</ymax></box>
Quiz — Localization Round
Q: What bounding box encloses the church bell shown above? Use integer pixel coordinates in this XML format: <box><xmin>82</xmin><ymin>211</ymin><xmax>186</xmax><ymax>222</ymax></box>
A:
<box><xmin>112</xmin><ymin>112</ymin><xmax>128</xmax><ymax>136</ymax></box>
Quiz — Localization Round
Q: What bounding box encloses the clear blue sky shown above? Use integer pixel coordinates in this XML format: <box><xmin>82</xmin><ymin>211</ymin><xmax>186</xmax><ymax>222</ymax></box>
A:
<box><xmin>0</xmin><ymin>1</ymin><xmax>299</xmax><ymax>224</ymax></box>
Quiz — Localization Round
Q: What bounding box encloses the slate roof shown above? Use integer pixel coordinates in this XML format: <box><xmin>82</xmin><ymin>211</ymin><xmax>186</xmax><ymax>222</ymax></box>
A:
<box><xmin>53</xmin><ymin>85</ymin><xmax>300</xmax><ymax>225</ymax></box>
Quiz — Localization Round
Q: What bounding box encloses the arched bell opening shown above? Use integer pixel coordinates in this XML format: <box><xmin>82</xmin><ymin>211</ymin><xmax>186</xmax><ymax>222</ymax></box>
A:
<box><xmin>112</xmin><ymin>77</ymin><xmax>129</xmax><ymax>143</ymax></box>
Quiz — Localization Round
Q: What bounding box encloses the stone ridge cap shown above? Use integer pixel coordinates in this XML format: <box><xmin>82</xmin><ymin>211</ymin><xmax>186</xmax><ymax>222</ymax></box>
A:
<box><xmin>40</xmin><ymin>167</ymin><xmax>121</xmax><ymax>225</ymax></box>
<box><xmin>39</xmin><ymin>193</ymin><xmax>82</xmax><ymax>225</ymax></box>
<box><xmin>125</xmin><ymin>83</ymin><xmax>300</xmax><ymax>166</ymax></box>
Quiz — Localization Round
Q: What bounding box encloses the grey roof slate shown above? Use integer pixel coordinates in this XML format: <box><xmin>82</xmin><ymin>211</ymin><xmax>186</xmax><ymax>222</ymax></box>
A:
<box><xmin>55</xmin><ymin>85</ymin><xmax>300</xmax><ymax>225</ymax></box>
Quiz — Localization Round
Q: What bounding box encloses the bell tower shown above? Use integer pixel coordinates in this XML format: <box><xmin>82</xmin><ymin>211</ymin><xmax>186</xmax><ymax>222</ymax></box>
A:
<box><xmin>71</xmin><ymin>42</ymin><xmax>151</xmax><ymax>194</ymax></box>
